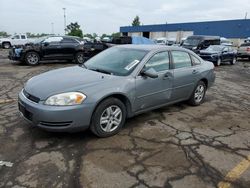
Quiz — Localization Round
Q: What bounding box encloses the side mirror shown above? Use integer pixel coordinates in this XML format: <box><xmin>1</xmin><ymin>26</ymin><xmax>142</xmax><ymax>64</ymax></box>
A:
<box><xmin>141</xmin><ymin>68</ymin><xmax>158</xmax><ymax>78</ymax></box>
<box><xmin>43</xmin><ymin>42</ymin><xmax>49</xmax><ymax>46</ymax></box>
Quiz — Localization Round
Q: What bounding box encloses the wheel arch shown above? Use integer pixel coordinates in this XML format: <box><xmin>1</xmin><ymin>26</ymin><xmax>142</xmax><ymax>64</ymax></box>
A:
<box><xmin>92</xmin><ymin>93</ymin><xmax>133</xmax><ymax>119</ymax></box>
<box><xmin>200</xmin><ymin>78</ymin><xmax>208</xmax><ymax>88</ymax></box>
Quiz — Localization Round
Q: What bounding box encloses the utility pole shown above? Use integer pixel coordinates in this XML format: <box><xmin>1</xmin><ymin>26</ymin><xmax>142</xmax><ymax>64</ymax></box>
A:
<box><xmin>63</xmin><ymin>8</ymin><xmax>66</xmax><ymax>34</ymax></box>
<box><xmin>51</xmin><ymin>22</ymin><xmax>54</xmax><ymax>34</ymax></box>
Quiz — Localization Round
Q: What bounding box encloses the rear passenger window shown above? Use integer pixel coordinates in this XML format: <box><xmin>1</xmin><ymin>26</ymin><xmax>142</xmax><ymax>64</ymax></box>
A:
<box><xmin>172</xmin><ymin>51</ymin><xmax>192</xmax><ymax>69</ymax></box>
<box><xmin>61</xmin><ymin>38</ymin><xmax>77</xmax><ymax>43</ymax></box>
<box><xmin>21</xmin><ymin>35</ymin><xmax>26</xmax><ymax>39</ymax></box>
<box><xmin>191</xmin><ymin>55</ymin><xmax>201</xmax><ymax>65</ymax></box>
<box><xmin>145</xmin><ymin>51</ymin><xmax>169</xmax><ymax>72</ymax></box>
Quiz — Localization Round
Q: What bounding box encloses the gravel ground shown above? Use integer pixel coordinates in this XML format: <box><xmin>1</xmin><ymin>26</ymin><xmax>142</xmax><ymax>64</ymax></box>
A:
<box><xmin>0</xmin><ymin>49</ymin><xmax>249</xmax><ymax>188</ymax></box>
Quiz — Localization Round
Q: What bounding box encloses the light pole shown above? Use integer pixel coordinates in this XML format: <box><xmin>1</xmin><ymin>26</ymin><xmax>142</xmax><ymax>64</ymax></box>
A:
<box><xmin>51</xmin><ymin>22</ymin><xmax>54</xmax><ymax>34</ymax></box>
<box><xmin>63</xmin><ymin>8</ymin><xmax>66</xmax><ymax>34</ymax></box>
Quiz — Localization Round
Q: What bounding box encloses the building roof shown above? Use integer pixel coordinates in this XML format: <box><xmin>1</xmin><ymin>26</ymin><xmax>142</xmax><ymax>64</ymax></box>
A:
<box><xmin>120</xmin><ymin>19</ymin><xmax>250</xmax><ymax>38</ymax></box>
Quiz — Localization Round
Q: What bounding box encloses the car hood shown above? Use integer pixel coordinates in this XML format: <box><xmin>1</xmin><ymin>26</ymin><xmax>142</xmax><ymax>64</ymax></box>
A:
<box><xmin>24</xmin><ymin>66</ymin><xmax>112</xmax><ymax>100</ymax></box>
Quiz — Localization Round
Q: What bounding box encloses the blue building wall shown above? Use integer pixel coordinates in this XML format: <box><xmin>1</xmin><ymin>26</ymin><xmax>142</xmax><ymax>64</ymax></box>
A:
<box><xmin>120</xmin><ymin>19</ymin><xmax>250</xmax><ymax>38</ymax></box>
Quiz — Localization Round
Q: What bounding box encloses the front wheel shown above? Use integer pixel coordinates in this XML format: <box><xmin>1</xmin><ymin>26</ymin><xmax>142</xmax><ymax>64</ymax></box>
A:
<box><xmin>90</xmin><ymin>98</ymin><xmax>126</xmax><ymax>137</ymax></box>
<box><xmin>188</xmin><ymin>81</ymin><xmax>207</xmax><ymax>106</ymax></box>
<box><xmin>25</xmin><ymin>52</ymin><xmax>40</xmax><ymax>65</ymax></box>
<box><xmin>2</xmin><ymin>42</ymin><xmax>11</xmax><ymax>49</ymax></box>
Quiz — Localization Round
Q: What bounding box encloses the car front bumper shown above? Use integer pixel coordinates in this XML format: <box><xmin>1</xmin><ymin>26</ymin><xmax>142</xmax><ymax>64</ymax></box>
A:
<box><xmin>8</xmin><ymin>48</ymin><xmax>24</xmax><ymax>61</ymax></box>
<box><xmin>18</xmin><ymin>90</ymin><xmax>95</xmax><ymax>132</ymax></box>
<box><xmin>199</xmin><ymin>55</ymin><xmax>218</xmax><ymax>62</ymax></box>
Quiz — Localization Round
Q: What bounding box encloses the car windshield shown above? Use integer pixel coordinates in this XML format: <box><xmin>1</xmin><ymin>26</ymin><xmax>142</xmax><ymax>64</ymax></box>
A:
<box><xmin>183</xmin><ymin>38</ymin><xmax>200</xmax><ymax>46</ymax></box>
<box><xmin>84</xmin><ymin>47</ymin><xmax>148</xmax><ymax>76</ymax></box>
<box><xmin>33</xmin><ymin>36</ymin><xmax>49</xmax><ymax>44</ymax></box>
<box><xmin>156</xmin><ymin>40</ymin><xmax>165</xmax><ymax>43</ymax></box>
<box><xmin>205</xmin><ymin>45</ymin><xmax>224</xmax><ymax>51</ymax></box>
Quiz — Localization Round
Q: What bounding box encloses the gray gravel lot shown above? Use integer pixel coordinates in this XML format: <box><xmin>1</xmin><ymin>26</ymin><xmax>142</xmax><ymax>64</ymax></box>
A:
<box><xmin>0</xmin><ymin>49</ymin><xmax>250</xmax><ymax>188</ymax></box>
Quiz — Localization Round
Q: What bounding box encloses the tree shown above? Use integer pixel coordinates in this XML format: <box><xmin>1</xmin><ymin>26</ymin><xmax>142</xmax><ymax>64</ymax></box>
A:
<box><xmin>66</xmin><ymin>22</ymin><xmax>83</xmax><ymax>38</ymax></box>
<box><xmin>0</xmin><ymin>31</ymin><xmax>10</xmax><ymax>37</ymax></box>
<box><xmin>132</xmin><ymin>15</ymin><xmax>141</xmax><ymax>26</ymax></box>
<box><xmin>111</xmin><ymin>32</ymin><xmax>121</xmax><ymax>38</ymax></box>
<box><xmin>26</xmin><ymin>32</ymin><xmax>49</xmax><ymax>38</ymax></box>
<box><xmin>84</xmin><ymin>33</ymin><xmax>93</xmax><ymax>39</ymax></box>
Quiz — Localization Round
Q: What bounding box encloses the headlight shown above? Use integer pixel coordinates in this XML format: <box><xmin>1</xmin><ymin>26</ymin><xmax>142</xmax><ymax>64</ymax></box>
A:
<box><xmin>44</xmin><ymin>92</ymin><xmax>86</xmax><ymax>106</ymax></box>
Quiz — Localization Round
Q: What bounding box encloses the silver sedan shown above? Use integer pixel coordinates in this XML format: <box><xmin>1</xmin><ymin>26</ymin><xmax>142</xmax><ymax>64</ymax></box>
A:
<box><xmin>18</xmin><ymin>45</ymin><xmax>215</xmax><ymax>137</ymax></box>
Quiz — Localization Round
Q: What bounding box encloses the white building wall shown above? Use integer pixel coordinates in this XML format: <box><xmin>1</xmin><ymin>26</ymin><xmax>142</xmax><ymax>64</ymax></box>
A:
<box><xmin>128</xmin><ymin>32</ymin><xmax>142</xmax><ymax>37</ymax></box>
<box><xmin>150</xmin><ymin>32</ymin><xmax>166</xmax><ymax>39</ymax></box>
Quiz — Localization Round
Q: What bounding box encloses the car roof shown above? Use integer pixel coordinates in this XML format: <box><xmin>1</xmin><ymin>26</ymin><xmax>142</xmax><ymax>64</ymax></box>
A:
<box><xmin>48</xmin><ymin>35</ymin><xmax>82</xmax><ymax>40</ymax></box>
<box><xmin>187</xmin><ymin>35</ymin><xmax>220</xmax><ymax>39</ymax></box>
<box><xmin>115</xmin><ymin>44</ymin><xmax>192</xmax><ymax>52</ymax></box>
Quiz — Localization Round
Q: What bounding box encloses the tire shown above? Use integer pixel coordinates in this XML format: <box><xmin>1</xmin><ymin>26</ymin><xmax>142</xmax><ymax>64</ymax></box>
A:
<box><xmin>90</xmin><ymin>98</ymin><xmax>126</xmax><ymax>137</ymax></box>
<box><xmin>188</xmin><ymin>81</ymin><xmax>207</xmax><ymax>106</ymax></box>
<box><xmin>216</xmin><ymin>58</ymin><xmax>221</xmax><ymax>66</ymax></box>
<box><xmin>230</xmin><ymin>57</ymin><xmax>236</xmax><ymax>65</ymax></box>
<box><xmin>2</xmin><ymin>42</ymin><xmax>11</xmax><ymax>49</ymax></box>
<box><xmin>25</xmin><ymin>52</ymin><xmax>40</xmax><ymax>65</ymax></box>
<box><xmin>75</xmin><ymin>52</ymin><xmax>85</xmax><ymax>64</ymax></box>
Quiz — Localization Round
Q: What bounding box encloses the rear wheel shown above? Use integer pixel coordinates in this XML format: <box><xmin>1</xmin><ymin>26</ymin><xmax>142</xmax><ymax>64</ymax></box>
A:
<box><xmin>2</xmin><ymin>42</ymin><xmax>11</xmax><ymax>49</ymax></box>
<box><xmin>75</xmin><ymin>52</ymin><xmax>85</xmax><ymax>64</ymax></box>
<box><xmin>188</xmin><ymin>81</ymin><xmax>207</xmax><ymax>106</ymax></box>
<box><xmin>230</xmin><ymin>57</ymin><xmax>236</xmax><ymax>65</ymax></box>
<box><xmin>90</xmin><ymin>98</ymin><xmax>126</xmax><ymax>137</ymax></box>
<box><xmin>25</xmin><ymin>52</ymin><xmax>40</xmax><ymax>65</ymax></box>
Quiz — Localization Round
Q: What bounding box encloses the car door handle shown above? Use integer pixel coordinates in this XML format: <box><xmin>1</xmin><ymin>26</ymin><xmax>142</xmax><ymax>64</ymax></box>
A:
<box><xmin>192</xmin><ymin>70</ymin><xmax>198</xmax><ymax>74</ymax></box>
<box><xmin>163</xmin><ymin>72</ymin><xmax>172</xmax><ymax>79</ymax></box>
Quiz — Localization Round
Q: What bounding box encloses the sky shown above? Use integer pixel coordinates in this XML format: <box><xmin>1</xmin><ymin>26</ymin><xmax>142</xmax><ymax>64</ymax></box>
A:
<box><xmin>0</xmin><ymin>0</ymin><xmax>250</xmax><ymax>36</ymax></box>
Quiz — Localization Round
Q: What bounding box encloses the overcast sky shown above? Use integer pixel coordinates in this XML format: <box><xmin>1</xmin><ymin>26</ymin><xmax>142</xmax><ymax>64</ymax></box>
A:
<box><xmin>0</xmin><ymin>0</ymin><xmax>250</xmax><ymax>36</ymax></box>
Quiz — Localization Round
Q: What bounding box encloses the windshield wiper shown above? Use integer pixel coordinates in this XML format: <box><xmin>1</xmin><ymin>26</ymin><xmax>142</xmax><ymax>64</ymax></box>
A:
<box><xmin>89</xmin><ymin>68</ymin><xmax>112</xmax><ymax>75</ymax></box>
<box><xmin>80</xmin><ymin>63</ymin><xmax>88</xmax><ymax>69</ymax></box>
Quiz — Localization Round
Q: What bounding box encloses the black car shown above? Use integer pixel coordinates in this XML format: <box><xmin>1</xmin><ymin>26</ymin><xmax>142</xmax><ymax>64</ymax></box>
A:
<box><xmin>8</xmin><ymin>36</ymin><xmax>87</xmax><ymax>65</ymax></box>
<box><xmin>182</xmin><ymin>35</ymin><xmax>221</xmax><ymax>53</ymax></box>
<box><xmin>199</xmin><ymin>45</ymin><xmax>237</xmax><ymax>66</ymax></box>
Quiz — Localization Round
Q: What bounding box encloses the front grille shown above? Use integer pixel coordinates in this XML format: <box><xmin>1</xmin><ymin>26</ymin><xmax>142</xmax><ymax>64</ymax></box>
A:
<box><xmin>39</xmin><ymin>121</ymin><xmax>73</xmax><ymax>127</ymax></box>
<box><xmin>23</xmin><ymin>89</ymin><xmax>40</xmax><ymax>103</ymax></box>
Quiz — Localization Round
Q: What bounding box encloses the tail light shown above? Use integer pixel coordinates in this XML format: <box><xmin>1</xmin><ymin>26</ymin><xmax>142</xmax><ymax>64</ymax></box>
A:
<box><xmin>246</xmin><ymin>47</ymin><xmax>250</xmax><ymax>52</ymax></box>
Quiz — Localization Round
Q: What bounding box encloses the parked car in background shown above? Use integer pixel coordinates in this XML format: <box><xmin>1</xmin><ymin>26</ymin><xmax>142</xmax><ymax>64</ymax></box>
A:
<box><xmin>199</xmin><ymin>45</ymin><xmax>237</xmax><ymax>66</ymax></box>
<box><xmin>237</xmin><ymin>42</ymin><xmax>250</xmax><ymax>60</ymax></box>
<box><xmin>0</xmin><ymin>34</ymin><xmax>34</xmax><ymax>49</ymax></box>
<box><xmin>8</xmin><ymin>36</ymin><xmax>86</xmax><ymax>65</ymax></box>
<box><xmin>220</xmin><ymin>37</ymin><xmax>233</xmax><ymax>46</ymax></box>
<box><xmin>18</xmin><ymin>45</ymin><xmax>215</xmax><ymax>137</ymax></box>
<box><xmin>182</xmin><ymin>35</ymin><xmax>221</xmax><ymax>53</ymax></box>
<box><xmin>83</xmin><ymin>36</ymin><xmax>155</xmax><ymax>60</ymax></box>
<box><xmin>156</xmin><ymin>37</ymin><xmax>168</xmax><ymax>45</ymax></box>
<box><xmin>156</xmin><ymin>37</ymin><xmax>176</xmax><ymax>46</ymax></box>
<box><xmin>244</xmin><ymin>37</ymin><xmax>250</xmax><ymax>43</ymax></box>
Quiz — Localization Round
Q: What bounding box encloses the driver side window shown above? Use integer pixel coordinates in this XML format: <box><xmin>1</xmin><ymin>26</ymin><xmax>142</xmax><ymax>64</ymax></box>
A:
<box><xmin>43</xmin><ymin>37</ymin><xmax>63</xmax><ymax>44</ymax></box>
<box><xmin>144</xmin><ymin>51</ymin><xmax>169</xmax><ymax>72</ymax></box>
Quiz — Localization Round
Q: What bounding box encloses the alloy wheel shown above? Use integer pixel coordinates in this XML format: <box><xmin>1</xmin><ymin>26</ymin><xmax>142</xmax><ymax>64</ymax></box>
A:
<box><xmin>77</xmin><ymin>53</ymin><xmax>84</xmax><ymax>63</ymax></box>
<box><xmin>100</xmin><ymin>105</ymin><xmax>122</xmax><ymax>132</ymax></box>
<box><xmin>194</xmin><ymin>85</ymin><xmax>205</xmax><ymax>103</ymax></box>
<box><xmin>27</xmin><ymin>53</ymin><xmax>39</xmax><ymax>65</ymax></box>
